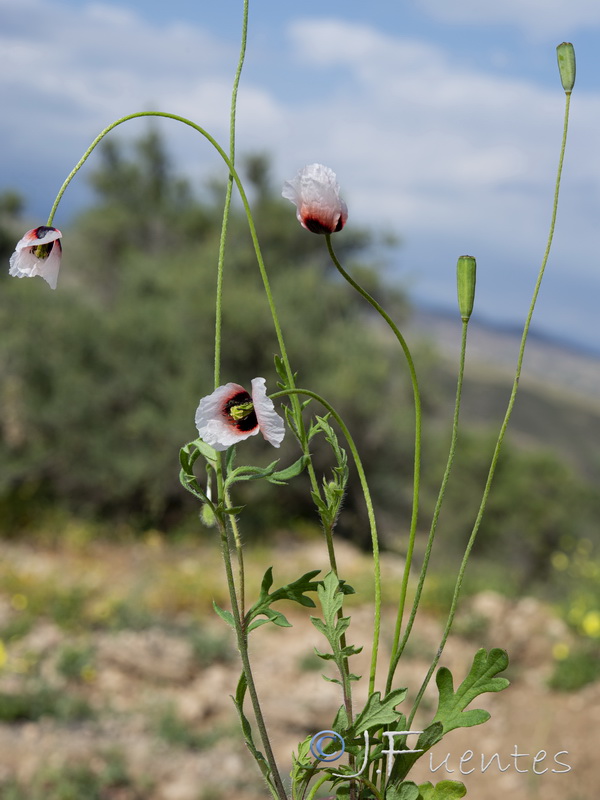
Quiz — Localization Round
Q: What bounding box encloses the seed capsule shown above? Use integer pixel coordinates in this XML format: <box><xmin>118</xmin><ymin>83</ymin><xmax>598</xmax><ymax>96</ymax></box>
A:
<box><xmin>457</xmin><ymin>255</ymin><xmax>477</xmax><ymax>322</ymax></box>
<box><xmin>556</xmin><ymin>42</ymin><xmax>576</xmax><ymax>94</ymax></box>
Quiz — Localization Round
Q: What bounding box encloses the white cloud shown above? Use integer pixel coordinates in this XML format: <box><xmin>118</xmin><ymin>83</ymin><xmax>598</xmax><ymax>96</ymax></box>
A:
<box><xmin>0</xmin><ymin>0</ymin><xmax>239</xmax><ymax>185</ymax></box>
<box><xmin>283</xmin><ymin>19</ymin><xmax>577</xmax><ymax>231</ymax></box>
<box><xmin>417</xmin><ymin>0</ymin><xmax>600</xmax><ymax>39</ymax></box>
<box><xmin>279</xmin><ymin>19</ymin><xmax>600</xmax><ymax>342</ymax></box>
<box><xmin>1</xmin><ymin>3</ymin><xmax>598</xmax><ymax>345</ymax></box>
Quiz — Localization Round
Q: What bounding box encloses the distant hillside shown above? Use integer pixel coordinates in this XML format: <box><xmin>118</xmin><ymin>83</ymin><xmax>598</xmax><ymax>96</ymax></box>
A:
<box><xmin>408</xmin><ymin>306</ymin><xmax>600</xmax><ymax>480</ymax></box>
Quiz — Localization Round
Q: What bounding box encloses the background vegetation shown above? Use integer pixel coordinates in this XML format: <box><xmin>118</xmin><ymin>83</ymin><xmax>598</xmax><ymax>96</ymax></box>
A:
<box><xmin>0</xmin><ymin>127</ymin><xmax>598</xmax><ymax>653</ymax></box>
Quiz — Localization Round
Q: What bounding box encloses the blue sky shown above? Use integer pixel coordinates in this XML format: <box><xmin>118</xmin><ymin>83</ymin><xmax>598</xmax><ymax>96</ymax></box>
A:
<box><xmin>2</xmin><ymin>0</ymin><xmax>600</xmax><ymax>351</ymax></box>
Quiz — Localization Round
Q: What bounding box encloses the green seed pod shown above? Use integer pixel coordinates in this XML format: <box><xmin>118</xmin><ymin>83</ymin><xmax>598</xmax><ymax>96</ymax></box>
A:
<box><xmin>457</xmin><ymin>255</ymin><xmax>477</xmax><ymax>321</ymax></box>
<box><xmin>556</xmin><ymin>42</ymin><xmax>576</xmax><ymax>93</ymax></box>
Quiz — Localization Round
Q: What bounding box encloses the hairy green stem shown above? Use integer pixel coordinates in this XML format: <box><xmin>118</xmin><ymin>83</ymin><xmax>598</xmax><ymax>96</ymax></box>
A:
<box><xmin>216</xmin><ymin>514</ymin><xmax>287</xmax><ymax>800</ymax></box>
<box><xmin>409</xmin><ymin>90</ymin><xmax>572</xmax><ymax>727</ymax></box>
<box><xmin>215</xmin><ymin>0</ymin><xmax>249</xmax><ymax>627</ymax></box>
<box><xmin>214</xmin><ymin>0</ymin><xmax>248</xmax><ymax>389</ymax></box>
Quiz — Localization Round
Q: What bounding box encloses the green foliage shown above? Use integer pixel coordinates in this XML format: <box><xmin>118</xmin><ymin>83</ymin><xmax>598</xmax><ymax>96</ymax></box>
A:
<box><xmin>0</xmin><ymin>751</ymin><xmax>144</xmax><ymax>800</ymax></box>
<box><xmin>311</xmin><ymin>571</ymin><xmax>362</xmax><ymax>684</ymax></box>
<box><xmin>1</xmin><ymin>126</ymin><xmax>598</xmax><ymax>605</ymax></box>
<box><xmin>154</xmin><ymin>702</ymin><xmax>222</xmax><ymax>750</ymax></box>
<box><xmin>308</xmin><ymin>416</ymin><xmax>349</xmax><ymax>530</ymax></box>
<box><xmin>428</xmin><ymin>428</ymin><xmax>599</xmax><ymax>592</ymax></box>
<box><xmin>233</xmin><ymin>671</ymin><xmax>276</xmax><ymax>795</ymax></box>
<box><xmin>55</xmin><ymin>642</ymin><xmax>95</xmax><ymax>681</ymax></box>
<box><xmin>0</xmin><ymin>128</ymin><xmax>411</xmax><ymax>539</ymax></box>
<box><xmin>548</xmin><ymin>641</ymin><xmax>600</xmax><ymax>691</ymax></box>
<box><xmin>433</xmin><ymin>648</ymin><xmax>509</xmax><ymax>734</ymax></box>
<box><xmin>387</xmin><ymin>782</ymin><xmax>466</xmax><ymax>800</ymax></box>
<box><xmin>388</xmin><ymin>649</ymin><xmax>509</xmax><ymax>786</ymax></box>
<box><xmin>188</xmin><ymin>625</ymin><xmax>234</xmax><ymax>668</ymax></box>
<box><xmin>0</xmin><ymin>684</ymin><xmax>94</xmax><ymax>723</ymax></box>
<box><xmin>246</xmin><ymin>566</ymin><xmax>321</xmax><ymax>632</ymax></box>
<box><xmin>417</xmin><ymin>780</ymin><xmax>466</xmax><ymax>799</ymax></box>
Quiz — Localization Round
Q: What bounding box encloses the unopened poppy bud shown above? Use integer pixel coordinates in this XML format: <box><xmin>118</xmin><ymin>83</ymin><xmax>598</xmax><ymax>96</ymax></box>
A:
<box><xmin>200</xmin><ymin>503</ymin><xmax>217</xmax><ymax>528</ymax></box>
<box><xmin>457</xmin><ymin>255</ymin><xmax>476</xmax><ymax>321</ymax></box>
<box><xmin>556</xmin><ymin>42</ymin><xmax>576</xmax><ymax>94</ymax></box>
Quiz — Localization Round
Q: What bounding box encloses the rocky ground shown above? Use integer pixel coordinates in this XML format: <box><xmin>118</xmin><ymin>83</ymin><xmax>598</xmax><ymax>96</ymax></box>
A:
<box><xmin>0</xmin><ymin>537</ymin><xmax>596</xmax><ymax>800</ymax></box>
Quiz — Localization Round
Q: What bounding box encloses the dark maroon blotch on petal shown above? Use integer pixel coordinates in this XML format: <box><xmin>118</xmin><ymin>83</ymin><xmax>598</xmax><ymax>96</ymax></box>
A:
<box><xmin>304</xmin><ymin>217</ymin><xmax>332</xmax><ymax>235</ymax></box>
<box><xmin>34</xmin><ymin>226</ymin><xmax>56</xmax><ymax>239</ymax></box>
<box><xmin>223</xmin><ymin>390</ymin><xmax>258</xmax><ymax>433</ymax></box>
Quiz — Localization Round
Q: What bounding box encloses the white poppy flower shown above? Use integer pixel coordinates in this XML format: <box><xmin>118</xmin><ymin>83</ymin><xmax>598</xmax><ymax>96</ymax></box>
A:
<box><xmin>282</xmin><ymin>164</ymin><xmax>348</xmax><ymax>234</ymax></box>
<box><xmin>9</xmin><ymin>226</ymin><xmax>63</xmax><ymax>290</ymax></box>
<box><xmin>195</xmin><ymin>377</ymin><xmax>285</xmax><ymax>451</ymax></box>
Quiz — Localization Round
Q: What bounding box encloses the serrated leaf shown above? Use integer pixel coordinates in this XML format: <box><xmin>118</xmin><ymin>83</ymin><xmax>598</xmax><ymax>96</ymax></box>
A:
<box><xmin>268</xmin><ymin>569</ymin><xmax>321</xmax><ymax>607</ymax></box>
<box><xmin>433</xmin><ymin>648</ymin><xmax>509</xmax><ymax>734</ymax></box>
<box><xmin>351</xmin><ymin>688</ymin><xmax>407</xmax><ymax>735</ymax></box>
<box><xmin>247</xmin><ymin>608</ymin><xmax>292</xmax><ymax>632</ymax></box>
<box><xmin>418</xmin><ymin>780</ymin><xmax>467</xmax><ymax>800</ymax></box>
<box><xmin>212</xmin><ymin>600</ymin><xmax>235</xmax><ymax>629</ymax></box>
<box><xmin>314</xmin><ymin>647</ymin><xmax>336</xmax><ymax>661</ymax></box>
<box><xmin>290</xmin><ymin>735</ymin><xmax>314</xmax><ymax>791</ymax></box>
<box><xmin>315</xmin><ymin>571</ymin><xmax>345</xmax><ymax>624</ymax></box>
<box><xmin>340</xmin><ymin>644</ymin><xmax>363</xmax><ymax>658</ymax></box>
<box><xmin>246</xmin><ymin>568</ymin><xmax>320</xmax><ymax>631</ymax></box>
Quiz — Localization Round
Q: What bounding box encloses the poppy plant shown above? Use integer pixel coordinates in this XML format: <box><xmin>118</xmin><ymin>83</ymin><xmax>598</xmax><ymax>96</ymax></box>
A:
<box><xmin>282</xmin><ymin>163</ymin><xmax>348</xmax><ymax>234</ymax></box>
<box><xmin>195</xmin><ymin>377</ymin><xmax>285</xmax><ymax>451</ymax></box>
<box><xmin>9</xmin><ymin>226</ymin><xmax>63</xmax><ymax>290</ymax></box>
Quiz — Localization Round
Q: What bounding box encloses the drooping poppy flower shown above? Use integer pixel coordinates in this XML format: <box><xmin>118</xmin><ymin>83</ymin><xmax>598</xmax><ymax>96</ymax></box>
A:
<box><xmin>9</xmin><ymin>226</ymin><xmax>63</xmax><ymax>289</ymax></box>
<box><xmin>195</xmin><ymin>377</ymin><xmax>285</xmax><ymax>451</ymax></box>
<box><xmin>282</xmin><ymin>164</ymin><xmax>348</xmax><ymax>234</ymax></box>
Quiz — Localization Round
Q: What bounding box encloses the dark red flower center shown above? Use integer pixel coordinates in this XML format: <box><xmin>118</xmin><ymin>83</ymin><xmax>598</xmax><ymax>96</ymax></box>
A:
<box><xmin>223</xmin><ymin>391</ymin><xmax>257</xmax><ymax>432</ymax></box>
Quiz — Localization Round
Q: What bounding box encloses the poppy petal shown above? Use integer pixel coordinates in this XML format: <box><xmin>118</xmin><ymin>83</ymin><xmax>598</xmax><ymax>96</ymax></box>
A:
<box><xmin>195</xmin><ymin>382</ymin><xmax>259</xmax><ymax>451</ymax></box>
<box><xmin>251</xmin><ymin>377</ymin><xmax>285</xmax><ymax>448</ymax></box>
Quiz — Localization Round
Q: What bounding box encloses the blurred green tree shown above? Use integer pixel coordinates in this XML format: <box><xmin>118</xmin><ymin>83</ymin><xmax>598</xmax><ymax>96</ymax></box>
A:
<box><xmin>0</xmin><ymin>129</ymin><xmax>416</xmax><ymax>539</ymax></box>
<box><xmin>0</xmin><ymin>127</ymin><xmax>597</xmax><ymax>598</ymax></box>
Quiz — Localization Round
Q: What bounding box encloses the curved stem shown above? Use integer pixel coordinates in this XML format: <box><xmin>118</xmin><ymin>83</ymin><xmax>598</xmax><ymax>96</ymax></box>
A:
<box><xmin>271</xmin><ymin>387</ymin><xmax>381</xmax><ymax>696</ymax></box>
<box><xmin>408</xmin><ymin>90</ymin><xmax>572</xmax><ymax>727</ymax></box>
<box><xmin>324</xmin><ymin>235</ymin><xmax>421</xmax><ymax>690</ymax></box>
<box><xmin>215</xmin><ymin>0</ymin><xmax>249</xmax><ymax>621</ymax></box>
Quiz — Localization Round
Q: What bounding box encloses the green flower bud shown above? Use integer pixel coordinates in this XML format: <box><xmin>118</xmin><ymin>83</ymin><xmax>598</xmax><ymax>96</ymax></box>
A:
<box><xmin>456</xmin><ymin>255</ymin><xmax>477</xmax><ymax>321</ymax></box>
<box><xmin>556</xmin><ymin>42</ymin><xmax>576</xmax><ymax>94</ymax></box>
<box><xmin>200</xmin><ymin>503</ymin><xmax>217</xmax><ymax>528</ymax></box>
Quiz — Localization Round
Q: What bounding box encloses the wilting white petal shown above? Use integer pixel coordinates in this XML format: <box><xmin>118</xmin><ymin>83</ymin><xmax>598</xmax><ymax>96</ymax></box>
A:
<box><xmin>251</xmin><ymin>377</ymin><xmax>285</xmax><ymax>448</ymax></box>
<box><xmin>9</xmin><ymin>226</ymin><xmax>63</xmax><ymax>289</ymax></box>
<box><xmin>282</xmin><ymin>164</ymin><xmax>348</xmax><ymax>234</ymax></box>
